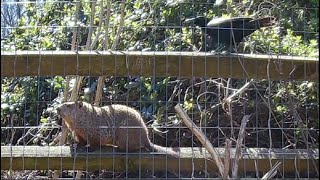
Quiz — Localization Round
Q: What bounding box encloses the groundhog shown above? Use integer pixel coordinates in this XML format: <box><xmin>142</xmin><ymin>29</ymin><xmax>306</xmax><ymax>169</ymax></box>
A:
<box><xmin>56</xmin><ymin>101</ymin><xmax>179</xmax><ymax>157</ymax></box>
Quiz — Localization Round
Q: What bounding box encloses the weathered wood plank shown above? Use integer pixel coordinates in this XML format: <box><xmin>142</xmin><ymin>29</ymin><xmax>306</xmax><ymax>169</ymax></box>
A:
<box><xmin>1</xmin><ymin>51</ymin><xmax>318</xmax><ymax>81</ymax></box>
<box><xmin>1</xmin><ymin>146</ymin><xmax>318</xmax><ymax>174</ymax></box>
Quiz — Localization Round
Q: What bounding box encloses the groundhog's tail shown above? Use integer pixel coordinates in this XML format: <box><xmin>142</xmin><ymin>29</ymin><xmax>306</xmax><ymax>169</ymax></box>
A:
<box><xmin>148</xmin><ymin>143</ymin><xmax>180</xmax><ymax>158</ymax></box>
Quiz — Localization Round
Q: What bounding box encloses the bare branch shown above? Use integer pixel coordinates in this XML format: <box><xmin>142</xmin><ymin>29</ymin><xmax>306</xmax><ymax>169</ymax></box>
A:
<box><xmin>104</xmin><ymin>0</ymin><xmax>111</xmax><ymax>50</ymax></box>
<box><xmin>261</xmin><ymin>161</ymin><xmax>281</xmax><ymax>179</ymax></box>
<box><xmin>71</xmin><ymin>1</ymin><xmax>81</xmax><ymax>51</ymax></box>
<box><xmin>232</xmin><ymin>115</ymin><xmax>251</xmax><ymax>178</ymax></box>
<box><xmin>223</xmin><ymin>139</ymin><xmax>232</xmax><ymax>179</ymax></box>
<box><xmin>174</xmin><ymin>104</ymin><xmax>227</xmax><ymax>178</ymax></box>
<box><xmin>111</xmin><ymin>0</ymin><xmax>126</xmax><ymax>50</ymax></box>
<box><xmin>94</xmin><ymin>76</ymin><xmax>104</xmax><ymax>106</ymax></box>
<box><xmin>85</xmin><ymin>1</ymin><xmax>96</xmax><ymax>50</ymax></box>
<box><xmin>90</xmin><ymin>0</ymin><xmax>104</xmax><ymax>50</ymax></box>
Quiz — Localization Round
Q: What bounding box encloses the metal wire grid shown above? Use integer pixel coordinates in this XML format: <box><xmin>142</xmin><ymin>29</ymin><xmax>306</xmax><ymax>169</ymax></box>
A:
<box><xmin>1</xmin><ymin>0</ymin><xmax>319</xmax><ymax>179</ymax></box>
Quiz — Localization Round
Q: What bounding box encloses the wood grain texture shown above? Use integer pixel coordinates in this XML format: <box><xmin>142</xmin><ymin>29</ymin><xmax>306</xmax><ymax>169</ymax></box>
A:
<box><xmin>1</xmin><ymin>51</ymin><xmax>318</xmax><ymax>81</ymax></box>
<box><xmin>1</xmin><ymin>146</ymin><xmax>318</xmax><ymax>173</ymax></box>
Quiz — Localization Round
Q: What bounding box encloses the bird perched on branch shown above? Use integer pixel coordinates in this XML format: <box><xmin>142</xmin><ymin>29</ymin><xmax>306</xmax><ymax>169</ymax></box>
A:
<box><xmin>184</xmin><ymin>16</ymin><xmax>277</xmax><ymax>53</ymax></box>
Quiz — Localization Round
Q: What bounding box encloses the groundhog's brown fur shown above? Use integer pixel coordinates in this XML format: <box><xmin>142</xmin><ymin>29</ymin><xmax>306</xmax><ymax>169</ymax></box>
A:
<box><xmin>56</xmin><ymin>101</ymin><xmax>179</xmax><ymax>157</ymax></box>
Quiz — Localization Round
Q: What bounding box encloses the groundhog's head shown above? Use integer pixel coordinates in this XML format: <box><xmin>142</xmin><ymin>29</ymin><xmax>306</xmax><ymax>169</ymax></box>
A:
<box><xmin>56</xmin><ymin>101</ymin><xmax>85</xmax><ymax>119</ymax></box>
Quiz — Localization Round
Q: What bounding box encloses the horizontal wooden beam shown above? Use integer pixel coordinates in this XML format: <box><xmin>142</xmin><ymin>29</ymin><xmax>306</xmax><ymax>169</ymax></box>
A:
<box><xmin>1</xmin><ymin>146</ymin><xmax>318</xmax><ymax>175</ymax></box>
<box><xmin>1</xmin><ymin>51</ymin><xmax>318</xmax><ymax>81</ymax></box>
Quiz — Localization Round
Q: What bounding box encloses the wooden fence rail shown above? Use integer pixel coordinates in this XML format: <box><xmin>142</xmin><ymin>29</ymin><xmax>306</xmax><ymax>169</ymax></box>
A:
<box><xmin>1</xmin><ymin>146</ymin><xmax>319</xmax><ymax>174</ymax></box>
<box><xmin>1</xmin><ymin>51</ymin><xmax>318</xmax><ymax>81</ymax></box>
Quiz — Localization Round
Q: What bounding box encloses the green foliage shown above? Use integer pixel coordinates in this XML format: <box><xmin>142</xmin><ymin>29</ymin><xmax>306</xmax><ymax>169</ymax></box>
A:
<box><xmin>2</xmin><ymin>0</ymin><xmax>318</xmax><ymax>54</ymax></box>
<box><xmin>271</xmin><ymin>81</ymin><xmax>318</xmax><ymax>129</ymax></box>
<box><xmin>3</xmin><ymin>2</ymin><xmax>73</xmax><ymax>50</ymax></box>
<box><xmin>1</xmin><ymin>76</ymin><xmax>65</xmax><ymax>144</ymax></box>
<box><xmin>246</xmin><ymin>28</ymin><xmax>318</xmax><ymax>56</ymax></box>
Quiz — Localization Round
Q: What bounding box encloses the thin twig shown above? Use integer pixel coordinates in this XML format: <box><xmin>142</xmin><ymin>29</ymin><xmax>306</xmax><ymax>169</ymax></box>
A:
<box><xmin>94</xmin><ymin>76</ymin><xmax>104</xmax><ymax>106</ymax></box>
<box><xmin>224</xmin><ymin>79</ymin><xmax>254</xmax><ymax>104</ymax></box>
<box><xmin>223</xmin><ymin>139</ymin><xmax>232</xmax><ymax>179</ymax></box>
<box><xmin>261</xmin><ymin>161</ymin><xmax>281</xmax><ymax>179</ymax></box>
<box><xmin>85</xmin><ymin>1</ymin><xmax>96</xmax><ymax>50</ymax></box>
<box><xmin>104</xmin><ymin>0</ymin><xmax>111</xmax><ymax>50</ymax></box>
<box><xmin>267</xmin><ymin>59</ymin><xmax>273</xmax><ymax>169</ymax></box>
<box><xmin>232</xmin><ymin>115</ymin><xmax>251</xmax><ymax>178</ymax></box>
<box><xmin>71</xmin><ymin>1</ymin><xmax>81</xmax><ymax>51</ymax></box>
<box><xmin>63</xmin><ymin>76</ymin><xmax>70</xmax><ymax>101</ymax></box>
<box><xmin>174</xmin><ymin>104</ymin><xmax>227</xmax><ymax>178</ymax></box>
<box><xmin>70</xmin><ymin>76</ymin><xmax>83</xmax><ymax>101</ymax></box>
<box><xmin>90</xmin><ymin>0</ymin><xmax>104</xmax><ymax>50</ymax></box>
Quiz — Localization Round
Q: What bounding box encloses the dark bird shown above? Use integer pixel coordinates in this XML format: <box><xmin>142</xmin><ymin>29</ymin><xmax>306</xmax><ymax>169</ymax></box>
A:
<box><xmin>184</xmin><ymin>16</ymin><xmax>276</xmax><ymax>52</ymax></box>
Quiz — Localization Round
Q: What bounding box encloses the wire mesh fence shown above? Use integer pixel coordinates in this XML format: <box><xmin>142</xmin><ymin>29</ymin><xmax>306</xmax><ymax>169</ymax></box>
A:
<box><xmin>1</xmin><ymin>0</ymin><xmax>319</xmax><ymax>179</ymax></box>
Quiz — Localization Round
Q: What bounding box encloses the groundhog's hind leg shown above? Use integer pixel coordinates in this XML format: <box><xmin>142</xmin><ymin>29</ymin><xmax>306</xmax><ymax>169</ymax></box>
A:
<box><xmin>114</xmin><ymin>129</ymin><xmax>130</xmax><ymax>152</ymax></box>
<box><xmin>114</xmin><ymin>128</ymin><xmax>147</xmax><ymax>152</ymax></box>
<box><xmin>75</xmin><ymin>133</ymin><xmax>87</xmax><ymax>146</ymax></box>
<box><xmin>72</xmin><ymin>129</ymin><xmax>99</xmax><ymax>152</ymax></box>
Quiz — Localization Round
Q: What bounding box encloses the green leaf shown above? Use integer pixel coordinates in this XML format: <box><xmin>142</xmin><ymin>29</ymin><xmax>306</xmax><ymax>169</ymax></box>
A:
<box><xmin>40</xmin><ymin>118</ymin><xmax>47</xmax><ymax>123</ymax></box>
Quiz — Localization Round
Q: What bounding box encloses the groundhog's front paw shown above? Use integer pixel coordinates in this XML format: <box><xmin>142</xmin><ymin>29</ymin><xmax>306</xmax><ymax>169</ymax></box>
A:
<box><xmin>72</xmin><ymin>143</ymin><xmax>97</xmax><ymax>152</ymax></box>
<box><xmin>84</xmin><ymin>144</ymin><xmax>97</xmax><ymax>152</ymax></box>
<box><xmin>71</xmin><ymin>141</ymin><xmax>85</xmax><ymax>148</ymax></box>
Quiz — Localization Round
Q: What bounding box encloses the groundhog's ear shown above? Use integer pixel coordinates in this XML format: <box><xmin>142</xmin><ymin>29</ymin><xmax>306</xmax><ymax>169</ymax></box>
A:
<box><xmin>77</xmin><ymin>101</ymin><xmax>83</xmax><ymax>108</ymax></box>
